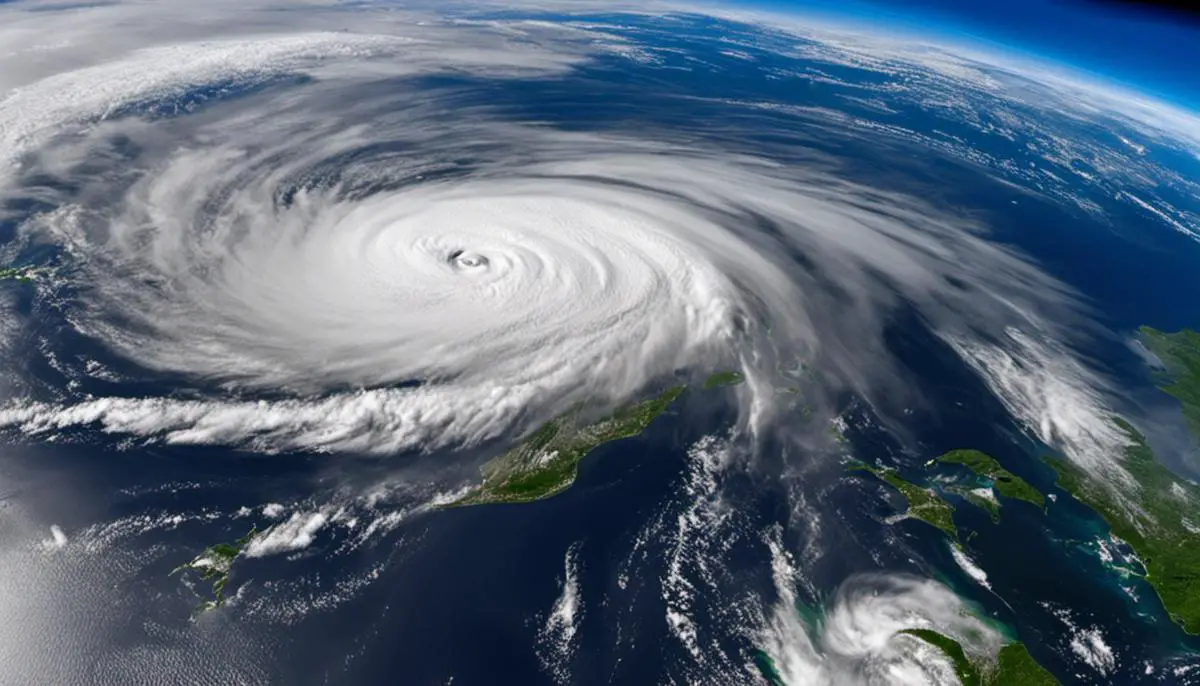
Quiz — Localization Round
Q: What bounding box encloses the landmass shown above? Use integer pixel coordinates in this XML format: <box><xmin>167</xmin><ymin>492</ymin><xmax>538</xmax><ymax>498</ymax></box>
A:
<box><xmin>1044</xmin><ymin>326</ymin><xmax>1200</xmax><ymax>634</ymax></box>
<box><xmin>898</xmin><ymin>629</ymin><xmax>979</xmax><ymax>684</ymax></box>
<box><xmin>0</xmin><ymin>266</ymin><xmax>38</xmax><ymax>283</ymax></box>
<box><xmin>764</xmin><ymin>455</ymin><xmax>1063</xmax><ymax>684</ymax></box>
<box><xmin>173</xmin><ymin>527</ymin><xmax>257</xmax><ymax>612</ymax></box>
<box><xmin>990</xmin><ymin>643</ymin><xmax>1060</xmax><ymax>686</ymax></box>
<box><xmin>898</xmin><ymin>630</ymin><xmax>1059</xmax><ymax>686</ymax></box>
<box><xmin>938</xmin><ymin>449</ymin><xmax>1045</xmax><ymax>517</ymax></box>
<box><xmin>451</xmin><ymin>386</ymin><xmax>685</xmax><ymax>507</ymax></box>
<box><xmin>703</xmin><ymin>371</ymin><xmax>744</xmax><ymax>389</ymax></box>
<box><xmin>1139</xmin><ymin>326</ymin><xmax>1200</xmax><ymax>438</ymax></box>
<box><xmin>851</xmin><ymin>418</ymin><xmax>1199</xmax><ymax>635</ymax></box>
<box><xmin>947</xmin><ymin>484</ymin><xmax>1001</xmax><ymax>523</ymax></box>
<box><xmin>752</xmin><ymin>650</ymin><xmax>785</xmax><ymax>686</ymax></box>
<box><xmin>753</xmin><ymin>628</ymin><xmax>1057</xmax><ymax>685</ymax></box>
<box><xmin>850</xmin><ymin>462</ymin><xmax>958</xmax><ymax>540</ymax></box>
<box><xmin>1047</xmin><ymin>420</ymin><xmax>1200</xmax><ymax>634</ymax></box>
<box><xmin>854</xmin><ymin>448</ymin><xmax>1045</xmax><ymax>527</ymax></box>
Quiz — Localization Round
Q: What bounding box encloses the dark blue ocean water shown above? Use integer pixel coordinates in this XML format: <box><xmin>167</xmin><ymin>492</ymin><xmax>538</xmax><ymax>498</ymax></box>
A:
<box><xmin>3</xmin><ymin>11</ymin><xmax>1200</xmax><ymax>685</ymax></box>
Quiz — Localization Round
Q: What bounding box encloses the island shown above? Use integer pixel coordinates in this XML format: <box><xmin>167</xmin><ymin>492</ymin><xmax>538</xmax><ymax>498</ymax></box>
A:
<box><xmin>703</xmin><ymin>371</ymin><xmax>744</xmax><ymax>389</ymax></box>
<box><xmin>850</xmin><ymin>462</ymin><xmax>958</xmax><ymax>540</ymax></box>
<box><xmin>173</xmin><ymin>527</ymin><xmax>258</xmax><ymax>612</ymax></box>
<box><xmin>938</xmin><ymin>449</ymin><xmax>1045</xmax><ymax>523</ymax></box>
<box><xmin>854</xmin><ymin>448</ymin><xmax>1046</xmax><ymax>531</ymax></box>
<box><xmin>0</xmin><ymin>266</ymin><xmax>38</xmax><ymax>283</ymax></box>
<box><xmin>946</xmin><ymin>484</ymin><xmax>1001</xmax><ymax>523</ymax></box>
<box><xmin>450</xmin><ymin>386</ymin><xmax>685</xmax><ymax>507</ymax></box>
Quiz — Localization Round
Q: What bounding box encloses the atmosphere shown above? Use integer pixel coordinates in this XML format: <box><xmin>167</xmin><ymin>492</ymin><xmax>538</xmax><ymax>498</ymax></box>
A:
<box><xmin>743</xmin><ymin>0</ymin><xmax>1200</xmax><ymax>107</ymax></box>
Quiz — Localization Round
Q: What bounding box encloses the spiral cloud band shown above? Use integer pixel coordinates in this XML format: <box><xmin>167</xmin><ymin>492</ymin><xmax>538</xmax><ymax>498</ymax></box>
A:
<box><xmin>0</xmin><ymin>1</ymin><xmax>1099</xmax><ymax>456</ymax></box>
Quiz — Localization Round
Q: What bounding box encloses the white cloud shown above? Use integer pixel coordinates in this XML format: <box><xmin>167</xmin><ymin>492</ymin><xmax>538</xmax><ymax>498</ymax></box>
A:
<box><xmin>947</xmin><ymin>328</ymin><xmax>1134</xmax><ymax>484</ymax></box>
<box><xmin>0</xmin><ymin>0</ymin><xmax>1150</xmax><ymax>461</ymax></box>
<box><xmin>537</xmin><ymin>543</ymin><xmax>583</xmax><ymax>682</ymax></box>
<box><xmin>244</xmin><ymin>511</ymin><xmax>328</xmax><ymax>557</ymax></box>
<box><xmin>39</xmin><ymin>525</ymin><xmax>68</xmax><ymax>551</ymax></box>
<box><xmin>759</xmin><ymin>553</ymin><xmax>1004</xmax><ymax>685</ymax></box>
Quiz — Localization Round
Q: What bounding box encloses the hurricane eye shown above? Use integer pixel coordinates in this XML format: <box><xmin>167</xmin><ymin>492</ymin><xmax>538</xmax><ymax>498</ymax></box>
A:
<box><xmin>449</xmin><ymin>250</ymin><xmax>487</xmax><ymax>269</ymax></box>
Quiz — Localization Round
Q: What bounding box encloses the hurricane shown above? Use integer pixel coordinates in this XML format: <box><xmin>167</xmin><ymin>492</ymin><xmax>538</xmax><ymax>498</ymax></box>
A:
<box><xmin>2</xmin><ymin>1</ymin><xmax>1199</xmax><ymax>684</ymax></box>
<box><xmin>0</xmin><ymin>7</ymin><xmax>1082</xmax><ymax>458</ymax></box>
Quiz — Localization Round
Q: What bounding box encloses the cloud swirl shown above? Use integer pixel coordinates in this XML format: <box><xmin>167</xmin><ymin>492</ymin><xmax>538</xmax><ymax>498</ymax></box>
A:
<box><xmin>0</xmin><ymin>1</ymin><xmax>1110</xmax><ymax>457</ymax></box>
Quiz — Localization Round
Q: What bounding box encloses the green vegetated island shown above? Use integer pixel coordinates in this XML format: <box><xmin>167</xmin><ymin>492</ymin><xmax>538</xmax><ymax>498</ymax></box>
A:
<box><xmin>1044</xmin><ymin>326</ymin><xmax>1200</xmax><ymax>635</ymax></box>
<box><xmin>851</xmin><ymin>448</ymin><xmax>1044</xmax><ymax>537</ymax></box>
<box><xmin>703</xmin><ymin>371</ymin><xmax>744</xmax><ymax>389</ymax></box>
<box><xmin>451</xmin><ymin>371</ymin><xmax>743</xmax><ymax>507</ymax></box>
<box><xmin>173</xmin><ymin>527</ymin><xmax>257</xmax><ymax>612</ymax></box>
<box><xmin>851</xmin><ymin>461</ymin><xmax>959</xmax><ymax>538</ymax></box>
<box><xmin>940</xmin><ymin>449</ymin><xmax>1045</xmax><ymax>523</ymax></box>
<box><xmin>0</xmin><ymin>266</ymin><xmax>39</xmax><ymax>283</ymax></box>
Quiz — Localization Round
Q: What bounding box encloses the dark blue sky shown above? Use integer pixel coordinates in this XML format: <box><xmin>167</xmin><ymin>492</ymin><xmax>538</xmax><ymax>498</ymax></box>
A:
<box><xmin>748</xmin><ymin>0</ymin><xmax>1200</xmax><ymax>111</ymax></box>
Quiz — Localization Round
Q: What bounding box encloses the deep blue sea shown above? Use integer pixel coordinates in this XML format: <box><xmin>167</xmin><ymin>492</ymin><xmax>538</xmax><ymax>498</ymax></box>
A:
<box><xmin>2</xmin><ymin>9</ymin><xmax>1200</xmax><ymax>685</ymax></box>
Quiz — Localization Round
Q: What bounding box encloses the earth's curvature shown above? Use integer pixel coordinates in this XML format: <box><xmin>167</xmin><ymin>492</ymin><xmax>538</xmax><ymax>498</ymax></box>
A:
<box><xmin>0</xmin><ymin>1</ymin><xmax>1199</xmax><ymax>684</ymax></box>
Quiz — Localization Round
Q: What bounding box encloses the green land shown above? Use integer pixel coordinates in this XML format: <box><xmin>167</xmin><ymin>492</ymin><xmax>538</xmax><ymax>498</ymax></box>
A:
<box><xmin>452</xmin><ymin>386</ymin><xmax>685</xmax><ymax>507</ymax></box>
<box><xmin>173</xmin><ymin>527</ymin><xmax>257</xmax><ymax>612</ymax></box>
<box><xmin>938</xmin><ymin>449</ymin><xmax>1045</xmax><ymax>520</ymax></box>
<box><xmin>703</xmin><ymin>371</ymin><xmax>744</xmax><ymax>389</ymax></box>
<box><xmin>1048</xmin><ymin>419</ymin><xmax>1200</xmax><ymax>634</ymax></box>
<box><xmin>0</xmin><ymin>267</ymin><xmax>37</xmax><ymax>283</ymax></box>
<box><xmin>851</xmin><ymin>463</ymin><xmax>958</xmax><ymax>540</ymax></box>
<box><xmin>853</xmin><ymin>448</ymin><xmax>1045</xmax><ymax>529</ymax></box>
<box><xmin>1045</xmin><ymin>326</ymin><xmax>1200</xmax><ymax>634</ymax></box>
<box><xmin>1140</xmin><ymin>326</ymin><xmax>1200</xmax><ymax>438</ymax></box>
<box><xmin>949</xmin><ymin>485</ymin><xmax>1001</xmax><ymax>523</ymax></box>
<box><xmin>899</xmin><ymin>629</ymin><xmax>980</xmax><ymax>684</ymax></box>
<box><xmin>762</xmin><ymin>458</ymin><xmax>1062</xmax><ymax>683</ymax></box>
<box><xmin>752</xmin><ymin>650</ymin><xmax>785</xmax><ymax>686</ymax></box>
<box><xmin>753</xmin><ymin>627</ymin><xmax>1056</xmax><ymax>685</ymax></box>
<box><xmin>899</xmin><ymin>630</ymin><xmax>1059</xmax><ymax>686</ymax></box>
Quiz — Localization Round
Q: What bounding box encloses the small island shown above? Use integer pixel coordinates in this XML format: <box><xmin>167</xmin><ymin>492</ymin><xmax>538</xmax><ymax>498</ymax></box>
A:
<box><xmin>702</xmin><ymin>371</ymin><xmax>744</xmax><ymax>389</ymax></box>
<box><xmin>173</xmin><ymin>527</ymin><xmax>258</xmax><ymax>612</ymax></box>
<box><xmin>0</xmin><ymin>266</ymin><xmax>38</xmax><ymax>283</ymax></box>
